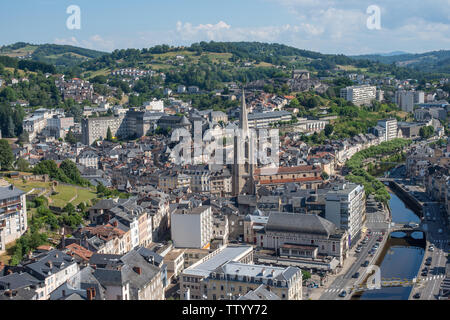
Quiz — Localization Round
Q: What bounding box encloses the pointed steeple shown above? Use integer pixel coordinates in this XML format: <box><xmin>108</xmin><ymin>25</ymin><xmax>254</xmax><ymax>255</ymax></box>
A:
<box><xmin>239</xmin><ymin>88</ymin><xmax>249</xmax><ymax>133</ymax></box>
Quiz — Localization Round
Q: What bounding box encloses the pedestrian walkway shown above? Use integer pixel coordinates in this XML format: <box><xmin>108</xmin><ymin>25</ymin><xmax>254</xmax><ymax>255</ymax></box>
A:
<box><xmin>422</xmin><ymin>275</ymin><xmax>446</xmax><ymax>282</ymax></box>
<box><xmin>324</xmin><ymin>288</ymin><xmax>343</xmax><ymax>293</ymax></box>
<box><xmin>432</xmin><ymin>240</ymin><xmax>449</xmax><ymax>244</ymax></box>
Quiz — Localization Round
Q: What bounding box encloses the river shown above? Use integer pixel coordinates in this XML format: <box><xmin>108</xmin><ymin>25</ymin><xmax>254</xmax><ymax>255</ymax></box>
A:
<box><xmin>356</xmin><ymin>192</ymin><xmax>425</xmax><ymax>300</ymax></box>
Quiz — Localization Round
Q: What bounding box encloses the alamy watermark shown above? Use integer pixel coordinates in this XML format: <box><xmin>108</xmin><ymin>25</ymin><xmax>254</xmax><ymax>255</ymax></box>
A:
<box><xmin>365</xmin><ymin>265</ymin><xmax>382</xmax><ymax>290</ymax></box>
<box><xmin>169</xmin><ymin>121</ymin><xmax>280</xmax><ymax>167</ymax></box>
<box><xmin>66</xmin><ymin>5</ymin><xmax>81</xmax><ymax>30</ymax></box>
<box><xmin>367</xmin><ymin>5</ymin><xmax>381</xmax><ymax>30</ymax></box>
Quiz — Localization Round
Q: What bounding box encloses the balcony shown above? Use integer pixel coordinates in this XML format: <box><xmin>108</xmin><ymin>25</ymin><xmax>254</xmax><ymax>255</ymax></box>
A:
<box><xmin>0</xmin><ymin>199</ymin><xmax>21</xmax><ymax>208</ymax></box>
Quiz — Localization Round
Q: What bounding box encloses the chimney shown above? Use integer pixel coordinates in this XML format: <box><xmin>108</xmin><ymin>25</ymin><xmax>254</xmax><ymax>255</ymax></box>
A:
<box><xmin>86</xmin><ymin>287</ymin><xmax>96</xmax><ymax>301</ymax></box>
<box><xmin>112</xmin><ymin>221</ymin><xmax>118</xmax><ymax>227</ymax></box>
<box><xmin>47</xmin><ymin>261</ymin><xmax>53</xmax><ymax>268</ymax></box>
<box><xmin>133</xmin><ymin>266</ymin><xmax>142</xmax><ymax>275</ymax></box>
<box><xmin>62</xmin><ymin>290</ymin><xmax>66</xmax><ymax>297</ymax></box>
<box><xmin>7</xmin><ymin>269</ymin><xmax>13</xmax><ymax>275</ymax></box>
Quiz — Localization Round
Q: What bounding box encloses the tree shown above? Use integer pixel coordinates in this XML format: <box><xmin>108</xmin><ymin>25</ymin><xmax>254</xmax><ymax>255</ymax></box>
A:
<box><xmin>106</xmin><ymin>126</ymin><xmax>113</xmax><ymax>141</ymax></box>
<box><xmin>0</xmin><ymin>139</ymin><xmax>14</xmax><ymax>171</ymax></box>
<box><xmin>65</xmin><ymin>129</ymin><xmax>77</xmax><ymax>144</ymax></box>
<box><xmin>419</xmin><ymin>126</ymin><xmax>434</xmax><ymax>139</ymax></box>
<box><xmin>15</xmin><ymin>158</ymin><xmax>30</xmax><ymax>172</ymax></box>
<box><xmin>17</xmin><ymin>131</ymin><xmax>29</xmax><ymax>144</ymax></box>
<box><xmin>6</xmin><ymin>116</ymin><xmax>15</xmax><ymax>138</ymax></box>
<box><xmin>324</xmin><ymin>124</ymin><xmax>334</xmax><ymax>137</ymax></box>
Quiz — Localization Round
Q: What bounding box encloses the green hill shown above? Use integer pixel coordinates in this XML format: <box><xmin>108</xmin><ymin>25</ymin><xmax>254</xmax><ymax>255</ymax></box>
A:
<box><xmin>351</xmin><ymin>50</ymin><xmax>450</xmax><ymax>74</ymax></box>
<box><xmin>0</xmin><ymin>42</ymin><xmax>107</xmax><ymax>67</ymax></box>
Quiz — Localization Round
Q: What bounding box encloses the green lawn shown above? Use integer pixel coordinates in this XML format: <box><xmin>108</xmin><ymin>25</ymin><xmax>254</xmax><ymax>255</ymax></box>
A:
<box><xmin>5</xmin><ymin>176</ymin><xmax>97</xmax><ymax>209</ymax></box>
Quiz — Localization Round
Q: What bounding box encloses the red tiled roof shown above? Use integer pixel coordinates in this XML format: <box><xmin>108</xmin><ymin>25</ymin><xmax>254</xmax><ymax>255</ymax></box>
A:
<box><xmin>256</xmin><ymin>177</ymin><xmax>323</xmax><ymax>185</ymax></box>
<box><xmin>255</xmin><ymin>165</ymin><xmax>322</xmax><ymax>176</ymax></box>
<box><xmin>65</xmin><ymin>243</ymin><xmax>93</xmax><ymax>262</ymax></box>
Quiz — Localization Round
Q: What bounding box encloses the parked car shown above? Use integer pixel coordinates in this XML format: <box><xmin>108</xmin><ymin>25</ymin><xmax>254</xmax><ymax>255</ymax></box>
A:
<box><xmin>339</xmin><ymin>290</ymin><xmax>347</xmax><ymax>297</ymax></box>
<box><xmin>355</xmin><ymin>248</ymin><xmax>361</xmax><ymax>253</ymax></box>
<box><xmin>352</xmin><ymin>272</ymin><xmax>360</xmax><ymax>278</ymax></box>
<box><xmin>413</xmin><ymin>292</ymin><xmax>421</xmax><ymax>299</ymax></box>
<box><xmin>362</xmin><ymin>261</ymin><xmax>369</xmax><ymax>267</ymax></box>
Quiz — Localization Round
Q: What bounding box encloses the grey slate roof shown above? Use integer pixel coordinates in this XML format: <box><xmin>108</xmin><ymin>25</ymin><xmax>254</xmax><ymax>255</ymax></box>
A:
<box><xmin>24</xmin><ymin>250</ymin><xmax>76</xmax><ymax>280</ymax></box>
<box><xmin>266</xmin><ymin>213</ymin><xmax>337</xmax><ymax>236</ymax></box>
<box><xmin>0</xmin><ymin>185</ymin><xmax>25</xmax><ymax>201</ymax></box>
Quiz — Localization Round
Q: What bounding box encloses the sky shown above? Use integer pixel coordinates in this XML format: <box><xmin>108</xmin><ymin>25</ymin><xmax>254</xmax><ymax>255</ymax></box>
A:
<box><xmin>0</xmin><ymin>0</ymin><xmax>449</xmax><ymax>55</ymax></box>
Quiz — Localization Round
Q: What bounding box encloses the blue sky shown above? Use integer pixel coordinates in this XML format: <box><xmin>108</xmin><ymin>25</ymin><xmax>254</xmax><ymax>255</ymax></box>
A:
<box><xmin>0</xmin><ymin>0</ymin><xmax>449</xmax><ymax>55</ymax></box>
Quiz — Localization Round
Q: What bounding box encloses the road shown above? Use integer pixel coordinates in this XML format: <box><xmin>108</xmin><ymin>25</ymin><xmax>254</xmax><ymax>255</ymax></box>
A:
<box><xmin>320</xmin><ymin>207</ymin><xmax>390</xmax><ymax>300</ymax></box>
<box><xmin>410</xmin><ymin>202</ymin><xmax>449</xmax><ymax>300</ymax></box>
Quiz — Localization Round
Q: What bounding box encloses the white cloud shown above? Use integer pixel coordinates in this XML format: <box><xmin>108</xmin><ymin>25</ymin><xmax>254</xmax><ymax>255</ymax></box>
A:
<box><xmin>54</xmin><ymin>37</ymin><xmax>80</xmax><ymax>46</ymax></box>
<box><xmin>54</xmin><ymin>35</ymin><xmax>115</xmax><ymax>52</ymax></box>
<box><xmin>52</xmin><ymin>0</ymin><xmax>450</xmax><ymax>55</ymax></box>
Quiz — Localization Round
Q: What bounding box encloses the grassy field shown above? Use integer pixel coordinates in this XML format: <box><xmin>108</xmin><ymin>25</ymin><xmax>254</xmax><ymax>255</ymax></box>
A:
<box><xmin>5</xmin><ymin>176</ymin><xmax>97</xmax><ymax>208</ymax></box>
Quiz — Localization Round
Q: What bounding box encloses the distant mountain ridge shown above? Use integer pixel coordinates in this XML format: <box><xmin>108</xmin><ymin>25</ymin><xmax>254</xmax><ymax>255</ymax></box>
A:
<box><xmin>0</xmin><ymin>42</ymin><xmax>107</xmax><ymax>67</ymax></box>
<box><xmin>351</xmin><ymin>50</ymin><xmax>450</xmax><ymax>73</ymax></box>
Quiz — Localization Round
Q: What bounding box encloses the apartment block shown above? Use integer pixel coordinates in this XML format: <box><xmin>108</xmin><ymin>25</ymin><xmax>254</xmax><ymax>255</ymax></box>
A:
<box><xmin>340</xmin><ymin>85</ymin><xmax>376</xmax><ymax>106</ymax></box>
<box><xmin>325</xmin><ymin>182</ymin><xmax>366</xmax><ymax>246</ymax></box>
<box><xmin>171</xmin><ymin>206</ymin><xmax>213</xmax><ymax>249</ymax></box>
<box><xmin>207</xmin><ymin>261</ymin><xmax>302</xmax><ymax>300</ymax></box>
<box><xmin>0</xmin><ymin>185</ymin><xmax>27</xmax><ymax>254</ymax></box>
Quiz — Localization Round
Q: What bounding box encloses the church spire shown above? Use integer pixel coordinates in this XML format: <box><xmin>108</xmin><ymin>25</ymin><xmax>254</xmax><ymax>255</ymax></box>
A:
<box><xmin>239</xmin><ymin>88</ymin><xmax>249</xmax><ymax>133</ymax></box>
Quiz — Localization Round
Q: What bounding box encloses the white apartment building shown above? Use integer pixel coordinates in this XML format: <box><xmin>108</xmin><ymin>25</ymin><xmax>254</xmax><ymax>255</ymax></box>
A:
<box><xmin>143</xmin><ymin>99</ymin><xmax>164</xmax><ymax>113</ymax></box>
<box><xmin>340</xmin><ymin>85</ymin><xmax>376</xmax><ymax>106</ymax></box>
<box><xmin>171</xmin><ymin>206</ymin><xmax>213</xmax><ymax>249</ymax></box>
<box><xmin>0</xmin><ymin>185</ymin><xmax>27</xmax><ymax>254</ymax></box>
<box><xmin>377</xmin><ymin>118</ymin><xmax>398</xmax><ymax>141</ymax></box>
<box><xmin>325</xmin><ymin>182</ymin><xmax>366</xmax><ymax>246</ymax></box>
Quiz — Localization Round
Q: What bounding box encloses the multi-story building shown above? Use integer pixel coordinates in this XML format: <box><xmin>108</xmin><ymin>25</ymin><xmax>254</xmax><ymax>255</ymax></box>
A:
<box><xmin>23</xmin><ymin>115</ymin><xmax>47</xmax><ymax>141</ymax></box>
<box><xmin>81</xmin><ymin>114</ymin><xmax>126</xmax><ymax>145</ymax></box>
<box><xmin>143</xmin><ymin>100</ymin><xmax>164</xmax><ymax>113</ymax></box>
<box><xmin>158</xmin><ymin>172</ymin><xmax>191</xmax><ymax>192</ymax></box>
<box><xmin>171</xmin><ymin>206</ymin><xmax>213</xmax><ymax>249</ymax></box>
<box><xmin>0</xmin><ymin>185</ymin><xmax>27</xmax><ymax>254</ymax></box>
<box><xmin>56</xmin><ymin>78</ymin><xmax>94</xmax><ymax>103</ymax></box>
<box><xmin>180</xmin><ymin>245</ymin><xmax>253</xmax><ymax>300</ymax></box>
<box><xmin>247</xmin><ymin>111</ymin><xmax>292</xmax><ymax>129</ymax></box>
<box><xmin>206</xmin><ymin>261</ymin><xmax>302</xmax><ymax>300</ymax></box>
<box><xmin>258</xmin><ymin>213</ymin><xmax>348</xmax><ymax>266</ymax></box>
<box><xmin>325</xmin><ymin>182</ymin><xmax>366</xmax><ymax>246</ymax></box>
<box><xmin>340</xmin><ymin>85</ymin><xmax>376</xmax><ymax>106</ymax></box>
<box><xmin>210</xmin><ymin>168</ymin><xmax>232</xmax><ymax>197</ymax></box>
<box><xmin>395</xmin><ymin>90</ymin><xmax>425</xmax><ymax>112</ymax></box>
<box><xmin>184</xmin><ymin>168</ymin><xmax>211</xmax><ymax>193</ymax></box>
<box><xmin>90</xmin><ymin>249</ymin><xmax>164</xmax><ymax>300</ymax></box>
<box><xmin>77</xmin><ymin>149</ymin><xmax>99</xmax><ymax>169</ymax></box>
<box><xmin>24</xmin><ymin>249</ymin><xmax>79</xmax><ymax>300</ymax></box>
<box><xmin>377</xmin><ymin>118</ymin><xmax>398</xmax><ymax>142</ymax></box>
<box><xmin>254</xmin><ymin>165</ymin><xmax>323</xmax><ymax>190</ymax></box>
